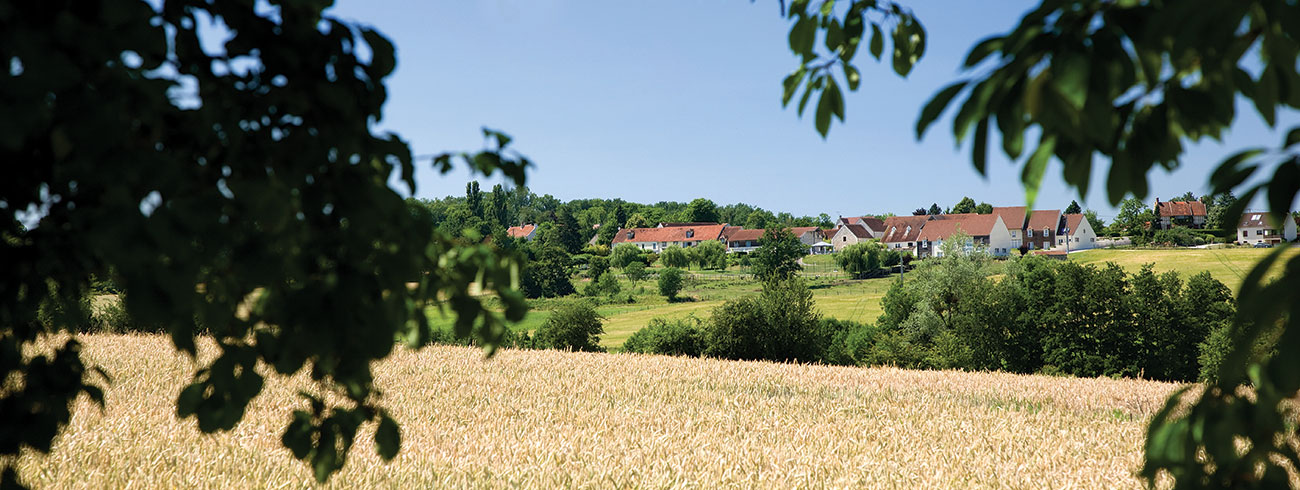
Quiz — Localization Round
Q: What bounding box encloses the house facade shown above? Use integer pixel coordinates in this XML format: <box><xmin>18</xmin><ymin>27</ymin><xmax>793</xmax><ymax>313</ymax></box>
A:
<box><xmin>1236</xmin><ymin>213</ymin><xmax>1298</xmax><ymax>245</ymax></box>
<box><xmin>836</xmin><ymin>216</ymin><xmax>886</xmax><ymax>236</ymax></box>
<box><xmin>1054</xmin><ymin>213</ymin><xmax>1097</xmax><ymax>251</ymax></box>
<box><xmin>831</xmin><ymin>224</ymin><xmax>874</xmax><ymax>252</ymax></box>
<box><xmin>506</xmin><ymin>224</ymin><xmax>537</xmax><ymax>241</ymax></box>
<box><xmin>879</xmin><ymin>215</ymin><xmax>927</xmax><ymax>255</ymax></box>
<box><xmin>1154</xmin><ymin>198</ymin><xmax>1207</xmax><ymax>229</ymax></box>
<box><xmin>723</xmin><ymin>228</ymin><xmax>765</xmax><ymax>254</ymax></box>
<box><xmin>916</xmin><ymin>214</ymin><xmax>1012</xmax><ymax>257</ymax></box>
<box><xmin>610</xmin><ymin>224</ymin><xmax>727</xmax><ymax>252</ymax></box>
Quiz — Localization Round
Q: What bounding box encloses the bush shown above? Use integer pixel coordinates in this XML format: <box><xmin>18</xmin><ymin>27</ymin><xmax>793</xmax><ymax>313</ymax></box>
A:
<box><xmin>1150</xmin><ymin>227</ymin><xmax>1209</xmax><ymax>247</ymax></box>
<box><xmin>660</xmin><ymin>246</ymin><xmax>690</xmax><ymax>268</ymax></box>
<box><xmin>623</xmin><ymin>316</ymin><xmax>704</xmax><ymax>356</ymax></box>
<box><xmin>624</xmin><ymin>262</ymin><xmax>648</xmax><ymax>285</ymax></box>
<box><xmin>817</xmin><ymin>318</ymin><xmax>874</xmax><ymax>366</ymax></box>
<box><xmin>533</xmin><ymin>301</ymin><xmax>605</xmax><ymax>352</ymax></box>
<box><xmin>835</xmin><ymin>241</ymin><xmax>883</xmax><ymax>279</ymax></box>
<box><xmin>610</xmin><ymin>243</ymin><xmax>644</xmax><ymax>268</ymax></box>
<box><xmin>658</xmin><ymin>267</ymin><xmax>684</xmax><ymax>300</ymax></box>
<box><xmin>583</xmin><ymin>271</ymin><xmax>622</xmax><ymax>298</ymax></box>
<box><xmin>701</xmin><ymin>278</ymin><xmax>824</xmax><ymax>362</ymax></box>
<box><xmin>587</xmin><ymin>255</ymin><xmax>610</xmax><ymax>279</ymax></box>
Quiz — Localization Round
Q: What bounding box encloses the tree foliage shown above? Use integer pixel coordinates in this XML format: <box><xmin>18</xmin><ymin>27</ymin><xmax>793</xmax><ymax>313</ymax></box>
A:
<box><xmin>951</xmin><ymin>196</ymin><xmax>977</xmax><ymax>214</ymax></box>
<box><xmin>533</xmin><ymin>301</ymin><xmax>605</xmax><ymax>352</ymax></box>
<box><xmin>659</xmin><ymin>246</ymin><xmax>690</xmax><ymax>269</ymax></box>
<box><xmin>690</xmin><ymin>240</ymin><xmax>728</xmax><ymax>270</ymax></box>
<box><xmin>834</xmin><ymin>241</ymin><xmax>882</xmax><ymax>279</ymax></box>
<box><xmin>750</xmin><ymin>228</ymin><xmax>805</xmax><ymax>281</ymax></box>
<box><xmin>686</xmin><ymin>198</ymin><xmax>720</xmax><ymax>223</ymax></box>
<box><xmin>657</xmin><ymin>267</ymin><xmax>685</xmax><ymax>301</ymax></box>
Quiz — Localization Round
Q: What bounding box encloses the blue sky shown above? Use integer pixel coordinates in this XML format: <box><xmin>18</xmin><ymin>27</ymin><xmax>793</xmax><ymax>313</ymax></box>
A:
<box><xmin>329</xmin><ymin>0</ymin><xmax>1297</xmax><ymax>221</ymax></box>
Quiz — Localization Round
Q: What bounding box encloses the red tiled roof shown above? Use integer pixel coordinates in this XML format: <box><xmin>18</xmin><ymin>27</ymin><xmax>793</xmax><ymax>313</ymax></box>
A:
<box><xmin>506</xmin><ymin>224</ymin><xmax>536</xmax><ymax>238</ymax></box>
<box><xmin>1061</xmin><ymin>213</ymin><xmax>1086</xmax><ymax>235</ymax></box>
<box><xmin>787</xmin><ymin>226</ymin><xmax>821</xmax><ymax>238</ymax></box>
<box><xmin>880</xmin><ymin>215</ymin><xmax>927</xmax><ymax>243</ymax></box>
<box><xmin>721</xmin><ymin>226</ymin><xmax>744</xmax><ymax>240</ymax></box>
<box><xmin>1239</xmin><ymin>212</ymin><xmax>1285</xmax><ymax>228</ymax></box>
<box><xmin>991</xmin><ymin>206</ymin><xmax>1028</xmax><ymax>229</ymax></box>
<box><xmin>841</xmin><ymin>216</ymin><xmax>886</xmax><ymax>233</ymax></box>
<box><xmin>917</xmin><ymin>214</ymin><xmax>999</xmax><ymax>240</ymax></box>
<box><xmin>1027</xmin><ymin>209</ymin><xmax>1061</xmax><ymax>231</ymax></box>
<box><xmin>820</xmin><ymin>228</ymin><xmax>836</xmax><ymax>239</ymax></box>
<box><xmin>1156</xmin><ymin>200</ymin><xmax>1207</xmax><ymax>217</ymax></box>
<box><xmin>611</xmin><ymin>224</ymin><xmax>727</xmax><ymax>244</ymax></box>
<box><xmin>725</xmin><ymin>229</ymin><xmax>765</xmax><ymax>242</ymax></box>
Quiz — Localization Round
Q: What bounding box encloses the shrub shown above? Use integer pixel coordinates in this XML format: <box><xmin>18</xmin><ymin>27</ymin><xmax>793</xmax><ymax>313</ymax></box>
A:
<box><xmin>660</xmin><ymin>246</ymin><xmax>690</xmax><ymax>268</ymax></box>
<box><xmin>835</xmin><ymin>241</ymin><xmax>883</xmax><ymax>279</ymax></box>
<box><xmin>587</xmin><ymin>255</ymin><xmax>610</xmax><ymax>279</ymax></box>
<box><xmin>533</xmin><ymin>301</ymin><xmax>605</xmax><ymax>352</ymax></box>
<box><xmin>583</xmin><ymin>271</ymin><xmax>622</xmax><ymax>298</ymax></box>
<box><xmin>658</xmin><ymin>267</ymin><xmax>684</xmax><ymax>300</ymax></box>
<box><xmin>610</xmin><ymin>243</ymin><xmax>644</xmax><ymax>268</ymax></box>
<box><xmin>701</xmin><ymin>278</ymin><xmax>824</xmax><ymax>362</ymax></box>
<box><xmin>624</xmin><ymin>262</ymin><xmax>648</xmax><ymax>286</ymax></box>
<box><xmin>623</xmin><ymin>316</ymin><xmax>704</xmax><ymax>356</ymax></box>
<box><xmin>817</xmin><ymin>318</ymin><xmax>873</xmax><ymax>366</ymax></box>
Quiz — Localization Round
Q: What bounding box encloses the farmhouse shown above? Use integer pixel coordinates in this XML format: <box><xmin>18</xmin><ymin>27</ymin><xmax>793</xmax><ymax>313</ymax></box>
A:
<box><xmin>836</xmin><ymin>216</ymin><xmax>886</xmax><ymax>235</ymax></box>
<box><xmin>611</xmin><ymin>224</ymin><xmax>727</xmax><ymax>252</ymax></box>
<box><xmin>1236</xmin><ymin>212</ymin><xmax>1298</xmax><ymax>245</ymax></box>
<box><xmin>723</xmin><ymin>227</ymin><xmax>765</xmax><ymax>253</ymax></box>
<box><xmin>831</xmin><ymin>224</ymin><xmax>875</xmax><ymax>252</ymax></box>
<box><xmin>880</xmin><ymin>215</ymin><xmax>927</xmax><ymax>254</ymax></box>
<box><xmin>1154</xmin><ymin>198</ymin><xmax>1207</xmax><ymax>229</ymax></box>
<box><xmin>506</xmin><ymin>224</ymin><xmax>537</xmax><ymax>241</ymax></box>
<box><xmin>916</xmin><ymin>213</ymin><xmax>1012</xmax><ymax>257</ymax></box>
<box><xmin>991</xmin><ymin>207</ymin><xmax>1061</xmax><ymax>251</ymax></box>
<box><xmin>1055</xmin><ymin>213</ymin><xmax>1098</xmax><ymax>251</ymax></box>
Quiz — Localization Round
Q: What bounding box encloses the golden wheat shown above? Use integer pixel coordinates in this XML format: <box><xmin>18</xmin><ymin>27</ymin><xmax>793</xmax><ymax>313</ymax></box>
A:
<box><xmin>17</xmin><ymin>334</ymin><xmax>1185</xmax><ymax>488</ymax></box>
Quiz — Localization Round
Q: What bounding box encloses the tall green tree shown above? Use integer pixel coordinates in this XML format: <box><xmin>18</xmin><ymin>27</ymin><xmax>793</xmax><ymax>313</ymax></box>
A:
<box><xmin>951</xmin><ymin>196</ymin><xmax>977</xmax><ymax>214</ymax></box>
<box><xmin>686</xmin><ymin>198</ymin><xmax>720</xmax><ymax>223</ymax></box>
<box><xmin>1064</xmin><ymin>200</ymin><xmax>1082</xmax><ymax>214</ymax></box>
<box><xmin>555</xmin><ymin>207</ymin><xmax>583</xmax><ymax>254</ymax></box>
<box><xmin>1</xmin><ymin>1</ymin><xmax>532</xmax><ymax>485</ymax></box>
<box><xmin>834</xmin><ymin>242</ymin><xmax>882</xmax><ymax>279</ymax></box>
<box><xmin>927</xmin><ymin>203</ymin><xmax>942</xmax><ymax>215</ymax></box>
<box><xmin>974</xmin><ymin>202</ymin><xmax>993</xmax><ymax>214</ymax></box>
<box><xmin>750</xmin><ymin>228</ymin><xmax>804</xmax><ymax>281</ymax></box>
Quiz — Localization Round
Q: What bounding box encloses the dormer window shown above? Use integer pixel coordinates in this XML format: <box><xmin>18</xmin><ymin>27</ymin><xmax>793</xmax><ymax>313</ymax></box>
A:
<box><xmin>627</xmin><ymin>231</ymin><xmax>635</xmax><ymax>239</ymax></box>
<box><xmin>686</xmin><ymin>229</ymin><xmax>694</xmax><ymax>238</ymax></box>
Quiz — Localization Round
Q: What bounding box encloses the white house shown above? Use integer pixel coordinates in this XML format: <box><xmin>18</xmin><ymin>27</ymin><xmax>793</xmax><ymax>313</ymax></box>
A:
<box><xmin>1054</xmin><ymin>213</ymin><xmax>1098</xmax><ymax>251</ymax></box>
<box><xmin>1236</xmin><ymin>213</ymin><xmax>1297</xmax><ymax>245</ymax></box>
<box><xmin>880</xmin><ymin>215</ymin><xmax>927</xmax><ymax>255</ymax></box>
<box><xmin>723</xmin><ymin>228</ymin><xmax>765</xmax><ymax>254</ymax></box>
<box><xmin>1154</xmin><ymin>198</ymin><xmax>1208</xmax><ymax>229</ymax></box>
<box><xmin>611</xmin><ymin>224</ymin><xmax>727</xmax><ymax>251</ymax></box>
<box><xmin>916</xmin><ymin>213</ymin><xmax>1012</xmax><ymax>258</ymax></box>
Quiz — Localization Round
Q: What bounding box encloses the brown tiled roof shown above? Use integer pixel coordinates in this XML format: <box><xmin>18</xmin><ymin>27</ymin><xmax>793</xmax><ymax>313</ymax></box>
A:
<box><xmin>1061</xmin><ymin>213</ymin><xmax>1086</xmax><ymax>235</ymax></box>
<box><xmin>918</xmin><ymin>214</ymin><xmax>999</xmax><ymax>240</ymax></box>
<box><xmin>820</xmin><ymin>228</ymin><xmax>836</xmax><ymax>239</ymax></box>
<box><xmin>506</xmin><ymin>224</ymin><xmax>536</xmax><ymax>238</ymax></box>
<box><xmin>1027</xmin><ymin>209</ymin><xmax>1061</xmax><ymax>231</ymax></box>
<box><xmin>838</xmin><ymin>223</ymin><xmax>874</xmax><ymax>239</ymax></box>
<box><xmin>657</xmin><ymin>222</ymin><xmax>722</xmax><ymax>228</ymax></box>
<box><xmin>1239</xmin><ymin>212</ymin><xmax>1284</xmax><ymax>228</ymax></box>
<box><xmin>991</xmin><ymin>206</ymin><xmax>1028</xmax><ymax>229</ymax></box>
<box><xmin>787</xmin><ymin>226</ymin><xmax>821</xmax><ymax>238</ymax></box>
<box><xmin>880</xmin><ymin>215</ymin><xmax>927</xmax><ymax>243</ymax></box>
<box><xmin>1155</xmin><ymin>200</ymin><xmax>1207</xmax><ymax>217</ymax></box>
<box><xmin>611</xmin><ymin>224</ymin><xmax>727</xmax><ymax>244</ymax></box>
<box><xmin>840</xmin><ymin>216</ymin><xmax>886</xmax><ymax>233</ymax></box>
<box><xmin>721</xmin><ymin>226</ymin><xmax>744</xmax><ymax>240</ymax></box>
<box><xmin>725</xmin><ymin>229</ymin><xmax>765</xmax><ymax>242</ymax></box>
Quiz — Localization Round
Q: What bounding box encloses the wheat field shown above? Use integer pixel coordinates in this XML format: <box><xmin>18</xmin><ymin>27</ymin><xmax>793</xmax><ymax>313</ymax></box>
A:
<box><xmin>17</xmin><ymin>334</ymin><xmax>1183</xmax><ymax>488</ymax></box>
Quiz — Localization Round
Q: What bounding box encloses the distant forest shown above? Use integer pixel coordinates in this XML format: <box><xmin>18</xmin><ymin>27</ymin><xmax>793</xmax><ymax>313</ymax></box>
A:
<box><xmin>410</xmin><ymin>182</ymin><xmax>852</xmax><ymax>245</ymax></box>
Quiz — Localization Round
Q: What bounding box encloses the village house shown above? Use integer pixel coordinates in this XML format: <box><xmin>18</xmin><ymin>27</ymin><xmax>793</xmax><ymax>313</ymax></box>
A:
<box><xmin>1054</xmin><ymin>213</ymin><xmax>1098</xmax><ymax>251</ymax></box>
<box><xmin>1154</xmin><ymin>198</ymin><xmax>1207</xmax><ymax>229</ymax></box>
<box><xmin>830</xmin><ymin>224</ymin><xmax>875</xmax><ymax>252</ymax></box>
<box><xmin>991</xmin><ymin>206</ymin><xmax>1027</xmax><ymax>250</ymax></box>
<box><xmin>1024</xmin><ymin>209</ymin><xmax>1062</xmax><ymax>251</ymax></box>
<box><xmin>916</xmin><ymin>213</ymin><xmax>1012</xmax><ymax>258</ymax></box>
<box><xmin>722</xmin><ymin>227</ymin><xmax>764</xmax><ymax>254</ymax></box>
<box><xmin>836</xmin><ymin>216</ymin><xmax>886</xmax><ymax>236</ymax></box>
<box><xmin>611</xmin><ymin>224</ymin><xmax>727</xmax><ymax>252</ymax></box>
<box><xmin>879</xmin><ymin>215</ymin><xmax>927</xmax><ymax>254</ymax></box>
<box><xmin>506</xmin><ymin>224</ymin><xmax>537</xmax><ymax>241</ymax></box>
<box><xmin>1236</xmin><ymin>212</ymin><xmax>1298</xmax><ymax>245</ymax></box>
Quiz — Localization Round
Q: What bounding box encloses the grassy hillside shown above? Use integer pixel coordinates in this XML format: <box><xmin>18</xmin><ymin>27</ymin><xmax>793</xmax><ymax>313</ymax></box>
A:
<box><xmin>20</xmin><ymin>335</ymin><xmax>1182</xmax><ymax>488</ymax></box>
<box><xmin>1069</xmin><ymin>246</ymin><xmax>1299</xmax><ymax>291</ymax></box>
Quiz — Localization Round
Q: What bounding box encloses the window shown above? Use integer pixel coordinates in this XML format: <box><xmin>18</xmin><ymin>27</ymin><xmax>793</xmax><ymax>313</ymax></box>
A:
<box><xmin>1257</xmin><ymin>230</ymin><xmax>1263</xmax><ymax>235</ymax></box>
<box><xmin>1043</xmin><ymin>227</ymin><xmax>1051</xmax><ymax>237</ymax></box>
<box><xmin>1028</xmin><ymin>229</ymin><xmax>1034</xmax><ymax>237</ymax></box>
<box><xmin>1243</xmin><ymin>230</ymin><xmax>1249</xmax><ymax>238</ymax></box>
<box><xmin>1075</xmin><ymin>237</ymin><xmax>1079</xmax><ymax>243</ymax></box>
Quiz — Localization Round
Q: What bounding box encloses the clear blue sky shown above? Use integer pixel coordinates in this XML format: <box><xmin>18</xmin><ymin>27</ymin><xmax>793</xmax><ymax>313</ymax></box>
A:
<box><xmin>329</xmin><ymin>0</ymin><xmax>1297</xmax><ymax>222</ymax></box>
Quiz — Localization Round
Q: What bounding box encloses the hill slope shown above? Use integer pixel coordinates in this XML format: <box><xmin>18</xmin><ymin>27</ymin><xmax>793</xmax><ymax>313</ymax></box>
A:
<box><xmin>22</xmin><ymin>335</ymin><xmax>1181</xmax><ymax>488</ymax></box>
<box><xmin>1069</xmin><ymin>246</ymin><xmax>1300</xmax><ymax>291</ymax></box>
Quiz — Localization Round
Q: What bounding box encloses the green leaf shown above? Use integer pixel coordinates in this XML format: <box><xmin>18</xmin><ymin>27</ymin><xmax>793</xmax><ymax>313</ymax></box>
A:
<box><xmin>361</xmin><ymin>29</ymin><xmax>396</xmax><ymax>77</ymax></box>
<box><xmin>375</xmin><ymin>413</ymin><xmax>401</xmax><ymax>461</ymax></box>
<box><xmin>869</xmin><ymin>23</ymin><xmax>883</xmax><ymax>61</ymax></box>
<box><xmin>815</xmin><ymin>83</ymin><xmax>833</xmax><ymax>138</ymax></box>
<box><xmin>963</xmin><ymin>36</ymin><xmax>1004</xmax><ymax>68</ymax></box>
<box><xmin>824</xmin><ymin>19</ymin><xmax>844</xmax><ymax>52</ymax></box>
<box><xmin>1052</xmin><ymin>52</ymin><xmax>1089</xmax><ymax>110</ymax></box>
<box><xmin>782</xmin><ymin>68</ymin><xmax>807</xmax><ymax>106</ymax></box>
<box><xmin>788</xmin><ymin>16</ymin><xmax>816</xmax><ymax>57</ymax></box>
<box><xmin>915</xmin><ymin>81</ymin><xmax>968</xmax><ymax>140</ymax></box>
<box><xmin>797</xmin><ymin>75</ymin><xmax>818</xmax><ymax>116</ymax></box>
<box><xmin>972</xmin><ymin>118</ymin><xmax>989</xmax><ymax>176</ymax></box>
<box><xmin>1254</xmin><ymin>66</ymin><xmax>1278</xmax><ymax>126</ymax></box>
<box><xmin>820</xmin><ymin>0</ymin><xmax>835</xmax><ymax>16</ymax></box>
<box><xmin>843</xmin><ymin>63</ymin><xmax>860</xmax><ymax>91</ymax></box>
<box><xmin>827</xmin><ymin>77</ymin><xmax>844</xmax><ymax>121</ymax></box>
<box><xmin>1022</xmin><ymin>135</ymin><xmax>1058</xmax><ymax>209</ymax></box>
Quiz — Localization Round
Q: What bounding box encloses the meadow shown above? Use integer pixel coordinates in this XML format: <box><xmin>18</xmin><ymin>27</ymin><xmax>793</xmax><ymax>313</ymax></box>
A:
<box><xmin>1067</xmin><ymin>245</ymin><xmax>1300</xmax><ymax>292</ymax></box>
<box><xmin>19</xmin><ymin>334</ymin><xmax>1182</xmax><ymax>488</ymax></box>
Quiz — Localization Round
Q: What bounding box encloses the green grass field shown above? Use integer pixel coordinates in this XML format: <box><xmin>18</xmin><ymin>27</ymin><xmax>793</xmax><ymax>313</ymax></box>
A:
<box><xmin>1068</xmin><ymin>246</ymin><xmax>1299</xmax><ymax>292</ymax></box>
